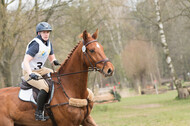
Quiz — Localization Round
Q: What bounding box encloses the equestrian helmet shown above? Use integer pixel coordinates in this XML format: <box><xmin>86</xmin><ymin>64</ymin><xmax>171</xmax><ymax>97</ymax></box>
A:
<box><xmin>36</xmin><ymin>22</ymin><xmax>52</xmax><ymax>34</ymax></box>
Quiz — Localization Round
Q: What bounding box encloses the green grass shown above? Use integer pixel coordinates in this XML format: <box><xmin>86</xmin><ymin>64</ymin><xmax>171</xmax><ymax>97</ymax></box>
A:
<box><xmin>91</xmin><ymin>90</ymin><xmax>190</xmax><ymax>126</ymax></box>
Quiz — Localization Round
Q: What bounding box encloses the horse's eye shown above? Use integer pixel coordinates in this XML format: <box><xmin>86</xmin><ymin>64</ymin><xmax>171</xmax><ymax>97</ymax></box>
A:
<box><xmin>89</xmin><ymin>49</ymin><xmax>95</xmax><ymax>53</ymax></box>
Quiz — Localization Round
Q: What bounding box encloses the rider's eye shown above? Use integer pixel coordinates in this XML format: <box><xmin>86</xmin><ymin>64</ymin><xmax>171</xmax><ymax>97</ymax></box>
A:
<box><xmin>89</xmin><ymin>49</ymin><xmax>95</xmax><ymax>53</ymax></box>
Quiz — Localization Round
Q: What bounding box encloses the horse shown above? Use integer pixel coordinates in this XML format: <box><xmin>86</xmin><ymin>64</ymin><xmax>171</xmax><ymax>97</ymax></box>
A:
<box><xmin>0</xmin><ymin>29</ymin><xmax>114</xmax><ymax>126</ymax></box>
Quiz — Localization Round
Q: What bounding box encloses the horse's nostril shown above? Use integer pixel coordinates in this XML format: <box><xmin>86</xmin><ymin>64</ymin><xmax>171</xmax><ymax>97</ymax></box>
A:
<box><xmin>107</xmin><ymin>68</ymin><xmax>112</xmax><ymax>75</ymax></box>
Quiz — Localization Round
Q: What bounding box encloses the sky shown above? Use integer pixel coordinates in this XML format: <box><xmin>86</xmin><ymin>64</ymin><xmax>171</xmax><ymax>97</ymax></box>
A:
<box><xmin>6</xmin><ymin>0</ymin><xmax>68</xmax><ymax>10</ymax></box>
<box><xmin>6</xmin><ymin>0</ymin><xmax>141</xmax><ymax>11</ymax></box>
<box><xmin>7</xmin><ymin>0</ymin><xmax>34</xmax><ymax>10</ymax></box>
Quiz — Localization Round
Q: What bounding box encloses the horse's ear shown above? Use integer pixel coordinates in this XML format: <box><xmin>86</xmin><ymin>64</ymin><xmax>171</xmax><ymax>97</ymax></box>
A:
<box><xmin>83</xmin><ymin>30</ymin><xmax>88</xmax><ymax>43</ymax></box>
<box><xmin>92</xmin><ymin>28</ymin><xmax>99</xmax><ymax>39</ymax></box>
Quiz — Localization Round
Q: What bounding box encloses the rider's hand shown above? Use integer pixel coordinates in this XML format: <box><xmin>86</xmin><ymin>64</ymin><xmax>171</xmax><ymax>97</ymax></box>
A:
<box><xmin>53</xmin><ymin>60</ymin><xmax>61</xmax><ymax>66</ymax></box>
<box><xmin>29</xmin><ymin>73</ymin><xmax>39</xmax><ymax>80</ymax></box>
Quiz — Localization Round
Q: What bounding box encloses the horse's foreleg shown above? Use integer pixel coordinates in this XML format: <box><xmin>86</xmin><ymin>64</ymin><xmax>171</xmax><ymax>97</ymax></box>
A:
<box><xmin>0</xmin><ymin>117</ymin><xmax>14</xmax><ymax>126</ymax></box>
<box><xmin>81</xmin><ymin>115</ymin><xmax>97</xmax><ymax>126</ymax></box>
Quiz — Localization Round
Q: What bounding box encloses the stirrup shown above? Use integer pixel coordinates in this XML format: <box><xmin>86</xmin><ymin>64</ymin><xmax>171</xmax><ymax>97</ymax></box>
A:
<box><xmin>35</xmin><ymin>110</ymin><xmax>49</xmax><ymax>121</ymax></box>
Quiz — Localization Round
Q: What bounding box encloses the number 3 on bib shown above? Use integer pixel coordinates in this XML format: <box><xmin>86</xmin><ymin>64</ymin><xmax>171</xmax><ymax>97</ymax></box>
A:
<box><xmin>37</xmin><ymin>62</ymin><xmax>43</xmax><ymax>69</ymax></box>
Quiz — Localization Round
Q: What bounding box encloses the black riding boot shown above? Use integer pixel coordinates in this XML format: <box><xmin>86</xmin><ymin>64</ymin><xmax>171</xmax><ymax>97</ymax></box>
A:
<box><xmin>35</xmin><ymin>89</ymin><xmax>49</xmax><ymax>121</ymax></box>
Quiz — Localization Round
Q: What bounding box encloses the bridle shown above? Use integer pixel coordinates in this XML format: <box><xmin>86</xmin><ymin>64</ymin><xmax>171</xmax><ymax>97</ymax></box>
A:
<box><xmin>82</xmin><ymin>40</ymin><xmax>110</xmax><ymax>73</ymax></box>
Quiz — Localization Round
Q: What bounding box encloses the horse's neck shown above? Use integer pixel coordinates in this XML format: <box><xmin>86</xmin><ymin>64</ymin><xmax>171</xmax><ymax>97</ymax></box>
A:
<box><xmin>57</xmin><ymin>43</ymin><xmax>88</xmax><ymax>98</ymax></box>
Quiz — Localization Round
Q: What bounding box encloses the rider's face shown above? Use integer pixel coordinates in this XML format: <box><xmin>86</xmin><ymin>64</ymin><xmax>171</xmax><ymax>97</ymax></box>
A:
<box><xmin>39</xmin><ymin>31</ymin><xmax>50</xmax><ymax>41</ymax></box>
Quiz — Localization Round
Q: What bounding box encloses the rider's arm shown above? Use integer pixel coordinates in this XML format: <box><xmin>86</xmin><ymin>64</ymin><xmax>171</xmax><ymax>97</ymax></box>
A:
<box><xmin>48</xmin><ymin>43</ymin><xmax>56</xmax><ymax>63</ymax></box>
<box><xmin>48</xmin><ymin>54</ymin><xmax>56</xmax><ymax>63</ymax></box>
<box><xmin>23</xmin><ymin>54</ymin><xmax>34</xmax><ymax>74</ymax></box>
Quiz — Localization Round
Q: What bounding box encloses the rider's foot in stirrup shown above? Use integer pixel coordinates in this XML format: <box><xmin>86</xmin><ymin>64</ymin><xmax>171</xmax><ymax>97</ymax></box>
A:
<box><xmin>35</xmin><ymin>110</ymin><xmax>49</xmax><ymax>121</ymax></box>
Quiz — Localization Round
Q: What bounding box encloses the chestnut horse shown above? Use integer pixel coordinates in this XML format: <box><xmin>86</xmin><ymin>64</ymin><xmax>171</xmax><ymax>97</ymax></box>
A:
<box><xmin>0</xmin><ymin>29</ymin><xmax>114</xmax><ymax>126</ymax></box>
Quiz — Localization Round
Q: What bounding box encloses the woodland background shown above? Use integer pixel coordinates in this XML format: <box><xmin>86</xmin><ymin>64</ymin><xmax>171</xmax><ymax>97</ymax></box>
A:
<box><xmin>1</xmin><ymin>0</ymin><xmax>190</xmax><ymax>93</ymax></box>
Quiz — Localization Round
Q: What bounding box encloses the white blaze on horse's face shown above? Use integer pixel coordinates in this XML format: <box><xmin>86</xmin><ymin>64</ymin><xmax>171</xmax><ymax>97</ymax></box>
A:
<box><xmin>96</xmin><ymin>43</ymin><xmax>100</xmax><ymax>49</ymax></box>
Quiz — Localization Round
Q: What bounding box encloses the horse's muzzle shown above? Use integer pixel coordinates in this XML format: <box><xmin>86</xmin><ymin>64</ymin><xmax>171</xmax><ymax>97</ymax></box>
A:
<box><xmin>102</xmin><ymin>62</ymin><xmax>114</xmax><ymax>77</ymax></box>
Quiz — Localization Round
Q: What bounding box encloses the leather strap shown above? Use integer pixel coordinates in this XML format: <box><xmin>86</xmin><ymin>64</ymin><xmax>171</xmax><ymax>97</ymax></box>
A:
<box><xmin>45</xmin><ymin>104</ymin><xmax>57</xmax><ymax>126</ymax></box>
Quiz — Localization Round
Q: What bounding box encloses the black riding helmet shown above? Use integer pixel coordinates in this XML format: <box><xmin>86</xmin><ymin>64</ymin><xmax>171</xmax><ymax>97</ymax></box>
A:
<box><xmin>36</xmin><ymin>22</ymin><xmax>52</xmax><ymax>35</ymax></box>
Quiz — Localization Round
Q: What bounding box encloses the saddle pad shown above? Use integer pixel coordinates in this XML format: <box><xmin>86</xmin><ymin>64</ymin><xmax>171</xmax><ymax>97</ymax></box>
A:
<box><xmin>18</xmin><ymin>84</ymin><xmax>54</xmax><ymax>105</ymax></box>
<box><xmin>19</xmin><ymin>88</ymin><xmax>37</xmax><ymax>104</ymax></box>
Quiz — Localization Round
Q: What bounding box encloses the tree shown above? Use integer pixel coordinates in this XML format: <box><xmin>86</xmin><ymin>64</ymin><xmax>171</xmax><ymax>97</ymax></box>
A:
<box><xmin>122</xmin><ymin>40</ymin><xmax>158</xmax><ymax>94</ymax></box>
<box><xmin>0</xmin><ymin>0</ymin><xmax>24</xmax><ymax>87</ymax></box>
<box><xmin>154</xmin><ymin>0</ymin><xmax>184</xmax><ymax>98</ymax></box>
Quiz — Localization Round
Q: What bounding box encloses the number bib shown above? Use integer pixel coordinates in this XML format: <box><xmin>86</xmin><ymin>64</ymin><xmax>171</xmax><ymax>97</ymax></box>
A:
<box><xmin>22</xmin><ymin>38</ymin><xmax>51</xmax><ymax>70</ymax></box>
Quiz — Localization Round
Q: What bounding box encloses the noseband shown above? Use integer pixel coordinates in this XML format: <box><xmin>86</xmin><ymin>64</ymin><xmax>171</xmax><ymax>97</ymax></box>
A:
<box><xmin>82</xmin><ymin>40</ymin><xmax>110</xmax><ymax>73</ymax></box>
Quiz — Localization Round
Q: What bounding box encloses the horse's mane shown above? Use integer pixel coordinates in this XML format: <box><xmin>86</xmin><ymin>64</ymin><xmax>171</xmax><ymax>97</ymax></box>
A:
<box><xmin>57</xmin><ymin>41</ymin><xmax>81</xmax><ymax>72</ymax></box>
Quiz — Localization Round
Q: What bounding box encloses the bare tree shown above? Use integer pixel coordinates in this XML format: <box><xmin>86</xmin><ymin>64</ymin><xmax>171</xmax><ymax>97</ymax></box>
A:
<box><xmin>122</xmin><ymin>40</ymin><xmax>158</xmax><ymax>94</ymax></box>
<box><xmin>0</xmin><ymin>0</ymin><xmax>22</xmax><ymax>87</ymax></box>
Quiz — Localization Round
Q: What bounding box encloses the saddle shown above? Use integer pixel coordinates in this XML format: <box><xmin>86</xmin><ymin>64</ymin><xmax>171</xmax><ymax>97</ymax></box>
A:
<box><xmin>18</xmin><ymin>73</ymin><xmax>54</xmax><ymax>105</ymax></box>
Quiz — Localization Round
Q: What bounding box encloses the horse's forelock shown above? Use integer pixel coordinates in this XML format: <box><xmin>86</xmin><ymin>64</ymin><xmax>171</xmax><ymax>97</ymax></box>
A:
<box><xmin>80</xmin><ymin>33</ymin><xmax>91</xmax><ymax>38</ymax></box>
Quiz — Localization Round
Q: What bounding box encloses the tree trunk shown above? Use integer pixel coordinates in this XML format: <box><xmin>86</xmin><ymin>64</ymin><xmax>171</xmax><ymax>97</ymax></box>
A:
<box><xmin>136</xmin><ymin>79</ymin><xmax>141</xmax><ymax>95</ymax></box>
<box><xmin>0</xmin><ymin>60</ymin><xmax>12</xmax><ymax>87</ymax></box>
<box><xmin>154</xmin><ymin>0</ymin><xmax>182</xmax><ymax>97</ymax></box>
<box><xmin>0</xmin><ymin>1</ymin><xmax>12</xmax><ymax>87</ymax></box>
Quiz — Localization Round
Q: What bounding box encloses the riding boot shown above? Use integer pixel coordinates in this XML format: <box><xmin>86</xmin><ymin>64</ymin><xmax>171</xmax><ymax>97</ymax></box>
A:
<box><xmin>35</xmin><ymin>89</ymin><xmax>49</xmax><ymax>121</ymax></box>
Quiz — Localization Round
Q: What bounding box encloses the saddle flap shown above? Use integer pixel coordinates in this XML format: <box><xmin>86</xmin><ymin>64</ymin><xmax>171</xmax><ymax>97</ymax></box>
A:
<box><xmin>19</xmin><ymin>88</ymin><xmax>36</xmax><ymax>104</ymax></box>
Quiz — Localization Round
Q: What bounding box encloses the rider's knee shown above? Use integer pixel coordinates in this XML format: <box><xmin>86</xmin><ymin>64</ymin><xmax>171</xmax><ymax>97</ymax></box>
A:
<box><xmin>41</xmin><ymin>85</ymin><xmax>49</xmax><ymax>93</ymax></box>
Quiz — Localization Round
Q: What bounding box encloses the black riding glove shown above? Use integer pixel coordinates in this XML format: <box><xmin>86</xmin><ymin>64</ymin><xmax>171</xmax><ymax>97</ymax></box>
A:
<box><xmin>53</xmin><ymin>60</ymin><xmax>61</xmax><ymax>66</ymax></box>
<box><xmin>29</xmin><ymin>73</ymin><xmax>39</xmax><ymax>80</ymax></box>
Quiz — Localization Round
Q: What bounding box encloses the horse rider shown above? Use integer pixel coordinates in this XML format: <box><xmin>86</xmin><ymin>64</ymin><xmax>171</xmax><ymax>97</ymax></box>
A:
<box><xmin>21</xmin><ymin>22</ymin><xmax>60</xmax><ymax>121</ymax></box>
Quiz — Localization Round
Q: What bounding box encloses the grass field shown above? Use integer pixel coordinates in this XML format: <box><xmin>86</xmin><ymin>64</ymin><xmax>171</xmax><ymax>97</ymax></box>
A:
<box><xmin>91</xmin><ymin>90</ymin><xmax>190</xmax><ymax>126</ymax></box>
